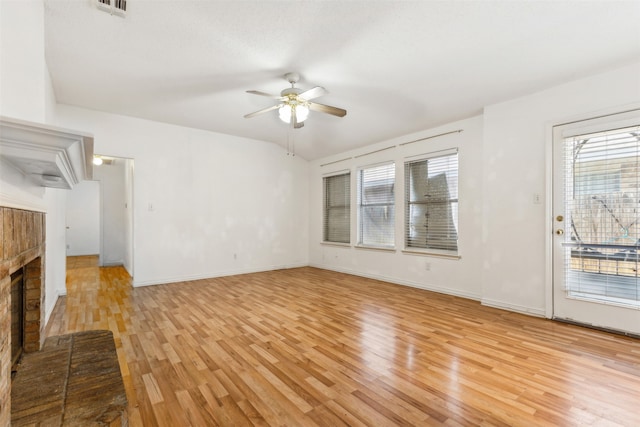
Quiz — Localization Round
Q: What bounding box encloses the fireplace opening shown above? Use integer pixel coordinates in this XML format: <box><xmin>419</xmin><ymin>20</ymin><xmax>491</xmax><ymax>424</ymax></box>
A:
<box><xmin>10</xmin><ymin>268</ymin><xmax>25</xmax><ymax>377</ymax></box>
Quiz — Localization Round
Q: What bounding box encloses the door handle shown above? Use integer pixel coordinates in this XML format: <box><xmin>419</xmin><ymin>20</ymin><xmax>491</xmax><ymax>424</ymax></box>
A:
<box><xmin>556</xmin><ymin>229</ymin><xmax>564</xmax><ymax>235</ymax></box>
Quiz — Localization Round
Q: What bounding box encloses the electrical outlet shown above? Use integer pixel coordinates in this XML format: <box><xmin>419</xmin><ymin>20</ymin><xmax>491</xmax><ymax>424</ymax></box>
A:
<box><xmin>533</xmin><ymin>193</ymin><xmax>542</xmax><ymax>204</ymax></box>
<box><xmin>425</xmin><ymin>261</ymin><xmax>431</xmax><ymax>271</ymax></box>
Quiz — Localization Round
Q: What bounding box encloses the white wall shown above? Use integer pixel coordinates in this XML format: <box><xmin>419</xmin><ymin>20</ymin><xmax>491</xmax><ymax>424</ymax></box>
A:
<box><xmin>309</xmin><ymin>61</ymin><xmax>640</xmax><ymax>318</ymax></box>
<box><xmin>44</xmin><ymin>187</ymin><xmax>67</xmax><ymax>319</ymax></box>
<box><xmin>65</xmin><ymin>180</ymin><xmax>101</xmax><ymax>256</ymax></box>
<box><xmin>44</xmin><ymin>188</ymin><xmax>67</xmax><ymax>306</ymax></box>
<box><xmin>3</xmin><ymin>0</ymin><xmax>636</xmax><ymax>321</ymax></box>
<box><xmin>0</xmin><ymin>0</ymin><xmax>46</xmax><ymax>123</ymax></box>
<box><xmin>0</xmin><ymin>0</ymin><xmax>67</xmax><ymax>324</ymax></box>
<box><xmin>54</xmin><ymin>106</ymin><xmax>309</xmax><ymax>286</ymax></box>
<box><xmin>482</xmin><ymin>61</ymin><xmax>640</xmax><ymax>317</ymax></box>
<box><xmin>123</xmin><ymin>158</ymin><xmax>134</xmax><ymax>275</ymax></box>
<box><xmin>308</xmin><ymin>116</ymin><xmax>484</xmax><ymax>300</ymax></box>
<box><xmin>0</xmin><ymin>0</ymin><xmax>47</xmax><ymax>211</ymax></box>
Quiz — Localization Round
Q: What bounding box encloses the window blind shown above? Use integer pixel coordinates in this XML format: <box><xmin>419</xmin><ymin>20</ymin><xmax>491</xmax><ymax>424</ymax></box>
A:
<box><xmin>405</xmin><ymin>152</ymin><xmax>458</xmax><ymax>252</ymax></box>
<box><xmin>564</xmin><ymin>124</ymin><xmax>640</xmax><ymax>306</ymax></box>
<box><xmin>357</xmin><ymin>163</ymin><xmax>395</xmax><ymax>248</ymax></box>
<box><xmin>323</xmin><ymin>172</ymin><xmax>351</xmax><ymax>243</ymax></box>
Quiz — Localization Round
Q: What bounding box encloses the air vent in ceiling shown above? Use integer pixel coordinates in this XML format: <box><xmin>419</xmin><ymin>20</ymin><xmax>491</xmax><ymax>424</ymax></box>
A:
<box><xmin>96</xmin><ymin>0</ymin><xmax>126</xmax><ymax>17</ymax></box>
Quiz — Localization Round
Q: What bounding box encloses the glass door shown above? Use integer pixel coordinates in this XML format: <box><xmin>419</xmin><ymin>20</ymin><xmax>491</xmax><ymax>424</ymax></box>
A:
<box><xmin>552</xmin><ymin>110</ymin><xmax>640</xmax><ymax>335</ymax></box>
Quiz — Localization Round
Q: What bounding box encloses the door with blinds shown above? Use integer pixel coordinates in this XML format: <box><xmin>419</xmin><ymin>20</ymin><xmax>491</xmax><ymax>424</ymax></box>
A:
<box><xmin>552</xmin><ymin>110</ymin><xmax>640</xmax><ymax>335</ymax></box>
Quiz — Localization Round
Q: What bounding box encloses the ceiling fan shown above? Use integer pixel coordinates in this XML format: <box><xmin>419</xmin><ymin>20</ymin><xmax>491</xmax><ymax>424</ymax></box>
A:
<box><xmin>244</xmin><ymin>72</ymin><xmax>347</xmax><ymax>129</ymax></box>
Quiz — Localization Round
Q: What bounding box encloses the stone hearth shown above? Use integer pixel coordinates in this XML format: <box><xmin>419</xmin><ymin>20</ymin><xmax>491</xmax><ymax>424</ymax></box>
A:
<box><xmin>11</xmin><ymin>330</ymin><xmax>128</xmax><ymax>426</ymax></box>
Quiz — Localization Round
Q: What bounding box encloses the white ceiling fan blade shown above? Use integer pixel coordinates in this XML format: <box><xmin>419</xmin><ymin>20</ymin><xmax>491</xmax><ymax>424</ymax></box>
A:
<box><xmin>308</xmin><ymin>101</ymin><xmax>347</xmax><ymax>117</ymax></box>
<box><xmin>244</xmin><ymin>104</ymin><xmax>281</xmax><ymax>118</ymax></box>
<box><xmin>298</xmin><ymin>86</ymin><xmax>327</xmax><ymax>101</ymax></box>
<box><xmin>246</xmin><ymin>90</ymin><xmax>285</xmax><ymax>100</ymax></box>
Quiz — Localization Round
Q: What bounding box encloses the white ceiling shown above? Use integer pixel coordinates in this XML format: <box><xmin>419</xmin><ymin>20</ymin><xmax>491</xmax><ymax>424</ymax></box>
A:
<box><xmin>43</xmin><ymin>0</ymin><xmax>640</xmax><ymax>160</ymax></box>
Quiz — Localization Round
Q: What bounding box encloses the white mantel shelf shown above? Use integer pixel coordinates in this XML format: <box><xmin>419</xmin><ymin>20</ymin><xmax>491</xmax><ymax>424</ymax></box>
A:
<box><xmin>0</xmin><ymin>116</ymin><xmax>94</xmax><ymax>189</ymax></box>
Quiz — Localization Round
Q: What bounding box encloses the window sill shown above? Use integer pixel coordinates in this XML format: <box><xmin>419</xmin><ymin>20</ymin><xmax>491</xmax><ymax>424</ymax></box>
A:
<box><xmin>321</xmin><ymin>241</ymin><xmax>351</xmax><ymax>248</ymax></box>
<box><xmin>402</xmin><ymin>249</ymin><xmax>461</xmax><ymax>260</ymax></box>
<box><xmin>355</xmin><ymin>245</ymin><xmax>396</xmax><ymax>253</ymax></box>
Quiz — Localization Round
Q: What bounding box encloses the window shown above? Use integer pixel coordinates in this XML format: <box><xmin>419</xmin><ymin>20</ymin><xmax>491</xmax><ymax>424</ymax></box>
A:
<box><xmin>323</xmin><ymin>172</ymin><xmax>350</xmax><ymax>243</ymax></box>
<box><xmin>357</xmin><ymin>162</ymin><xmax>395</xmax><ymax>248</ymax></box>
<box><xmin>405</xmin><ymin>151</ymin><xmax>458</xmax><ymax>253</ymax></box>
<box><xmin>564</xmin><ymin>124</ymin><xmax>640</xmax><ymax>305</ymax></box>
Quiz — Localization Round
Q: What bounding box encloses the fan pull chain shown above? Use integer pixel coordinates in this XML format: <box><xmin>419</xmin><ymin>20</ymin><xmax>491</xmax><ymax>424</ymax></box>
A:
<box><xmin>287</xmin><ymin>120</ymin><xmax>295</xmax><ymax>156</ymax></box>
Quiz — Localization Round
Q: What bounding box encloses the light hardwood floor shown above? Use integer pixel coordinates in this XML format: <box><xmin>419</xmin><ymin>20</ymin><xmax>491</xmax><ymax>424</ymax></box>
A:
<box><xmin>46</xmin><ymin>256</ymin><xmax>640</xmax><ymax>426</ymax></box>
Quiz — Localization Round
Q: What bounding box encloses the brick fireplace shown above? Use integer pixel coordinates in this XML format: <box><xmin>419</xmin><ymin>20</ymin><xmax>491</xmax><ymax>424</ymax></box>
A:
<box><xmin>0</xmin><ymin>207</ymin><xmax>46</xmax><ymax>427</ymax></box>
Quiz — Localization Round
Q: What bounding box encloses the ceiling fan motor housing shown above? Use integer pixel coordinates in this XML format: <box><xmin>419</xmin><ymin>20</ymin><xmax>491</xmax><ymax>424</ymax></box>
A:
<box><xmin>280</xmin><ymin>87</ymin><xmax>302</xmax><ymax>97</ymax></box>
<box><xmin>284</xmin><ymin>72</ymin><xmax>301</xmax><ymax>85</ymax></box>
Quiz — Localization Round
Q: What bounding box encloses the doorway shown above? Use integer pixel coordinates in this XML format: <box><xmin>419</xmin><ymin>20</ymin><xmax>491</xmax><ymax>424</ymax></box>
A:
<box><xmin>552</xmin><ymin>109</ymin><xmax>640</xmax><ymax>335</ymax></box>
<box><xmin>66</xmin><ymin>156</ymin><xmax>134</xmax><ymax>278</ymax></box>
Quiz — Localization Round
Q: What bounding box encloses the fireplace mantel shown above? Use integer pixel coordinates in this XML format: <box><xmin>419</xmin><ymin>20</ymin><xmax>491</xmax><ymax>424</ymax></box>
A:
<box><xmin>0</xmin><ymin>116</ymin><xmax>94</xmax><ymax>189</ymax></box>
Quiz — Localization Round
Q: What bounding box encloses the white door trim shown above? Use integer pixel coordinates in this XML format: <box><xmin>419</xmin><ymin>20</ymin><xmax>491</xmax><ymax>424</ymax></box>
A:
<box><xmin>547</xmin><ymin>106</ymin><xmax>640</xmax><ymax>334</ymax></box>
<box><xmin>545</xmin><ymin>103</ymin><xmax>640</xmax><ymax>320</ymax></box>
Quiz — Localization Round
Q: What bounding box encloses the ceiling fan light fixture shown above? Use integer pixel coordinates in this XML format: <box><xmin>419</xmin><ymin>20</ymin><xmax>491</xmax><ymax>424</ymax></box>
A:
<box><xmin>278</xmin><ymin>104</ymin><xmax>309</xmax><ymax>124</ymax></box>
<box><xmin>245</xmin><ymin>73</ymin><xmax>345</xmax><ymax>127</ymax></box>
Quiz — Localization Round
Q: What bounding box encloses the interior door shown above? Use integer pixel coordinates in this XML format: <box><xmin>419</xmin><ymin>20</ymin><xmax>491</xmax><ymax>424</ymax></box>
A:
<box><xmin>552</xmin><ymin>109</ymin><xmax>640</xmax><ymax>335</ymax></box>
<box><xmin>65</xmin><ymin>180</ymin><xmax>101</xmax><ymax>258</ymax></box>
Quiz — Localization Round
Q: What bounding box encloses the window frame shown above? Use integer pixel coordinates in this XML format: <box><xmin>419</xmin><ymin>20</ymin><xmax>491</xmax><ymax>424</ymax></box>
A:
<box><xmin>356</xmin><ymin>161</ymin><xmax>396</xmax><ymax>249</ymax></box>
<box><xmin>322</xmin><ymin>171</ymin><xmax>351</xmax><ymax>245</ymax></box>
<box><xmin>404</xmin><ymin>149</ymin><xmax>459</xmax><ymax>257</ymax></box>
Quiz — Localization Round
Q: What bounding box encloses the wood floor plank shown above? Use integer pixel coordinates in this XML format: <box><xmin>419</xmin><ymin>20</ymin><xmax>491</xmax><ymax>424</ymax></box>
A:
<box><xmin>43</xmin><ymin>257</ymin><xmax>640</xmax><ymax>426</ymax></box>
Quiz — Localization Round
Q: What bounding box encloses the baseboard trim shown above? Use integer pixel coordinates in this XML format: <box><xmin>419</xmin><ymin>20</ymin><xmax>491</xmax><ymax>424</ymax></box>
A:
<box><xmin>481</xmin><ymin>298</ymin><xmax>545</xmax><ymax>317</ymax></box>
<box><xmin>553</xmin><ymin>317</ymin><xmax>640</xmax><ymax>339</ymax></box>
<box><xmin>44</xmin><ymin>289</ymin><xmax>67</xmax><ymax>327</ymax></box>
<box><xmin>308</xmin><ymin>263</ymin><xmax>481</xmax><ymax>301</ymax></box>
<box><xmin>132</xmin><ymin>262</ymin><xmax>308</xmax><ymax>287</ymax></box>
<box><xmin>102</xmin><ymin>262</ymin><xmax>124</xmax><ymax>267</ymax></box>
<box><xmin>132</xmin><ymin>262</ymin><xmax>547</xmax><ymax>320</ymax></box>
